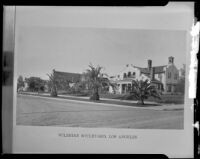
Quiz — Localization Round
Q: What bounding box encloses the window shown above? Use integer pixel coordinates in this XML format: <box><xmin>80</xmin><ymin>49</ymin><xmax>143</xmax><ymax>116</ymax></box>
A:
<box><xmin>128</xmin><ymin>72</ymin><xmax>131</xmax><ymax>77</ymax></box>
<box><xmin>123</xmin><ymin>73</ymin><xmax>127</xmax><ymax>78</ymax></box>
<box><xmin>168</xmin><ymin>72</ymin><xmax>171</xmax><ymax>79</ymax></box>
<box><xmin>174</xmin><ymin>73</ymin><xmax>178</xmax><ymax>80</ymax></box>
<box><xmin>133</xmin><ymin>72</ymin><xmax>136</xmax><ymax>76</ymax></box>
<box><xmin>158</xmin><ymin>74</ymin><xmax>162</xmax><ymax>81</ymax></box>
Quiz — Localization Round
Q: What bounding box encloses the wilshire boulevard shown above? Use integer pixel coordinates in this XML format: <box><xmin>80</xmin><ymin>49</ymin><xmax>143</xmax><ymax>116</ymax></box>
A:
<box><xmin>16</xmin><ymin>94</ymin><xmax>183</xmax><ymax>129</ymax></box>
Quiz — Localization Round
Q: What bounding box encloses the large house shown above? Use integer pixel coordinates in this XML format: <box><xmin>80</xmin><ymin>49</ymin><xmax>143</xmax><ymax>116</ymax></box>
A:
<box><xmin>52</xmin><ymin>70</ymin><xmax>109</xmax><ymax>92</ymax></box>
<box><xmin>109</xmin><ymin>56</ymin><xmax>180</xmax><ymax>94</ymax></box>
<box><xmin>51</xmin><ymin>70</ymin><xmax>85</xmax><ymax>91</ymax></box>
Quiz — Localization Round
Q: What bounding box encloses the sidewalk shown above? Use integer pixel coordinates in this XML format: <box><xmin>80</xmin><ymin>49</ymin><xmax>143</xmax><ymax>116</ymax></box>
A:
<box><xmin>18</xmin><ymin>92</ymin><xmax>184</xmax><ymax>111</ymax></box>
<box><xmin>59</xmin><ymin>94</ymin><xmax>158</xmax><ymax>104</ymax></box>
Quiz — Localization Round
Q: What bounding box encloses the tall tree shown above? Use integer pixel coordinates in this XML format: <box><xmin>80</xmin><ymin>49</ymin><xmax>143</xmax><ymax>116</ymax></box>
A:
<box><xmin>25</xmin><ymin>77</ymin><xmax>45</xmax><ymax>92</ymax></box>
<box><xmin>129</xmin><ymin>79</ymin><xmax>161</xmax><ymax>105</ymax></box>
<box><xmin>17</xmin><ymin>75</ymin><xmax>24</xmax><ymax>91</ymax></box>
<box><xmin>85</xmin><ymin>64</ymin><xmax>103</xmax><ymax>100</ymax></box>
<box><xmin>85</xmin><ymin>64</ymin><xmax>115</xmax><ymax>100</ymax></box>
<box><xmin>47</xmin><ymin>69</ymin><xmax>58</xmax><ymax>97</ymax></box>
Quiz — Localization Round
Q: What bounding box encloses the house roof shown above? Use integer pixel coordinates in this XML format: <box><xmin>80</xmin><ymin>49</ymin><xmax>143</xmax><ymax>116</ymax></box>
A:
<box><xmin>150</xmin><ymin>79</ymin><xmax>163</xmax><ymax>84</ymax></box>
<box><xmin>54</xmin><ymin>70</ymin><xmax>81</xmax><ymax>83</ymax></box>
<box><xmin>132</xmin><ymin>65</ymin><xmax>167</xmax><ymax>74</ymax></box>
<box><xmin>154</xmin><ymin>65</ymin><xmax>167</xmax><ymax>73</ymax></box>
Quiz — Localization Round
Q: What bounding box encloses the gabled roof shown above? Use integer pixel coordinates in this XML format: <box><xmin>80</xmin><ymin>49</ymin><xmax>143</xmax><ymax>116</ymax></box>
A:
<box><xmin>154</xmin><ymin>65</ymin><xmax>167</xmax><ymax>73</ymax></box>
<box><xmin>54</xmin><ymin>70</ymin><xmax>81</xmax><ymax>83</ymax></box>
<box><xmin>151</xmin><ymin>79</ymin><xmax>163</xmax><ymax>84</ymax></box>
<box><xmin>132</xmin><ymin>65</ymin><xmax>167</xmax><ymax>74</ymax></box>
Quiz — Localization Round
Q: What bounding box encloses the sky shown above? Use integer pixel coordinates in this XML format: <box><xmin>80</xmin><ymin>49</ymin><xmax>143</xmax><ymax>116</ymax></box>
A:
<box><xmin>16</xmin><ymin>27</ymin><xmax>186</xmax><ymax>80</ymax></box>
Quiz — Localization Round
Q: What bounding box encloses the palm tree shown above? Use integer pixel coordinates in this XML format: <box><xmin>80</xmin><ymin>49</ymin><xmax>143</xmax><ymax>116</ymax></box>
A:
<box><xmin>130</xmin><ymin>79</ymin><xmax>161</xmax><ymax>105</ymax></box>
<box><xmin>85</xmin><ymin>64</ymin><xmax>115</xmax><ymax>100</ymax></box>
<box><xmin>85</xmin><ymin>64</ymin><xmax>103</xmax><ymax>100</ymax></box>
<box><xmin>47</xmin><ymin>69</ymin><xmax>58</xmax><ymax>97</ymax></box>
<box><xmin>17</xmin><ymin>75</ymin><xmax>25</xmax><ymax>92</ymax></box>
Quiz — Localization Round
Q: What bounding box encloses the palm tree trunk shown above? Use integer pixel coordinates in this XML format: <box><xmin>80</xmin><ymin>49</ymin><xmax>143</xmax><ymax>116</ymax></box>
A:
<box><xmin>95</xmin><ymin>87</ymin><xmax>99</xmax><ymax>100</ymax></box>
<box><xmin>51</xmin><ymin>85</ymin><xmax>57</xmax><ymax>97</ymax></box>
<box><xmin>137</xmin><ymin>98</ymin><xmax>144</xmax><ymax>105</ymax></box>
<box><xmin>90</xmin><ymin>87</ymin><xmax>99</xmax><ymax>100</ymax></box>
<box><xmin>140</xmin><ymin>98</ymin><xmax>144</xmax><ymax>105</ymax></box>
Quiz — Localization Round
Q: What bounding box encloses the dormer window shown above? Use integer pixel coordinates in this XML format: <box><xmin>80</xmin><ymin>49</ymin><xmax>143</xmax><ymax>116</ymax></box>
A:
<box><xmin>128</xmin><ymin>72</ymin><xmax>131</xmax><ymax>77</ymax></box>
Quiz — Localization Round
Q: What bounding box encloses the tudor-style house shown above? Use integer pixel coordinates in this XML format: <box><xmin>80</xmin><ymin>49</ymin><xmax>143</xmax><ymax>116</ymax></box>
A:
<box><xmin>109</xmin><ymin>56</ymin><xmax>180</xmax><ymax>94</ymax></box>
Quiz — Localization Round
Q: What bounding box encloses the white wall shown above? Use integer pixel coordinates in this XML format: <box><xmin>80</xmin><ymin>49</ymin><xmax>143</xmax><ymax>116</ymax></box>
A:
<box><xmin>117</xmin><ymin>65</ymin><xmax>141</xmax><ymax>80</ymax></box>
<box><xmin>165</xmin><ymin>64</ymin><xmax>179</xmax><ymax>84</ymax></box>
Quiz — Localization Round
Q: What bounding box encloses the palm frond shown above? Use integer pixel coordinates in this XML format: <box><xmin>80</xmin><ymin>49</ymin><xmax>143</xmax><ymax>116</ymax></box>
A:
<box><xmin>129</xmin><ymin>79</ymin><xmax>161</xmax><ymax>104</ymax></box>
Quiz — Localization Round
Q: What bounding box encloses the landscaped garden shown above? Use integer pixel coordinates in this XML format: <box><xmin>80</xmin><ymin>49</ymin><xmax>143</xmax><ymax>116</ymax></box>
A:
<box><xmin>17</xmin><ymin>64</ymin><xmax>185</xmax><ymax>106</ymax></box>
<box><xmin>99</xmin><ymin>93</ymin><xmax>184</xmax><ymax>104</ymax></box>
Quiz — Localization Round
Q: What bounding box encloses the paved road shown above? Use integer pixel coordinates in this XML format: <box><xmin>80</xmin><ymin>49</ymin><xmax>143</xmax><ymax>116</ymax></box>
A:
<box><xmin>16</xmin><ymin>94</ymin><xmax>184</xmax><ymax>129</ymax></box>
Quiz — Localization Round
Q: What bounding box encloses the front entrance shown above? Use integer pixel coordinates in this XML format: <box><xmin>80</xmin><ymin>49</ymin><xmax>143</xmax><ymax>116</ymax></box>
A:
<box><xmin>121</xmin><ymin>83</ymin><xmax>132</xmax><ymax>94</ymax></box>
<box><xmin>122</xmin><ymin>84</ymin><xmax>127</xmax><ymax>94</ymax></box>
<box><xmin>167</xmin><ymin>84</ymin><xmax>172</xmax><ymax>92</ymax></box>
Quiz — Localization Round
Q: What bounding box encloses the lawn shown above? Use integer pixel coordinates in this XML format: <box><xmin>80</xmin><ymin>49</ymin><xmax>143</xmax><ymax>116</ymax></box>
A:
<box><xmin>58</xmin><ymin>91</ymin><xmax>184</xmax><ymax>104</ymax></box>
<box><xmin>99</xmin><ymin>93</ymin><xmax>184</xmax><ymax>104</ymax></box>
<box><xmin>17</xmin><ymin>94</ymin><xmax>184</xmax><ymax>129</ymax></box>
<box><xmin>19</xmin><ymin>90</ymin><xmax>184</xmax><ymax>108</ymax></box>
<box><xmin>18</xmin><ymin>92</ymin><xmax>161</xmax><ymax>107</ymax></box>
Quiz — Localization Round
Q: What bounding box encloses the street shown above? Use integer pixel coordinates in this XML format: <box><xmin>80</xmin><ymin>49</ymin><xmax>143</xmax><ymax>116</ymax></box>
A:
<box><xmin>16</xmin><ymin>94</ymin><xmax>184</xmax><ymax>129</ymax></box>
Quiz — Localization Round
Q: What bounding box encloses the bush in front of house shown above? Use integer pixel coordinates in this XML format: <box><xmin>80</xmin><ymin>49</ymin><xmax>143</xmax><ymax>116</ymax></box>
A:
<box><xmin>127</xmin><ymin>79</ymin><xmax>161</xmax><ymax>105</ymax></box>
<box><xmin>145</xmin><ymin>94</ymin><xmax>184</xmax><ymax>104</ymax></box>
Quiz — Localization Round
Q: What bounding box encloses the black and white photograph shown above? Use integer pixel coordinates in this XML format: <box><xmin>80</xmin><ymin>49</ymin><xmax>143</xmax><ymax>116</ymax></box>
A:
<box><xmin>16</xmin><ymin>27</ymin><xmax>186</xmax><ymax>129</ymax></box>
<box><xmin>3</xmin><ymin>4</ymin><xmax>194</xmax><ymax>157</ymax></box>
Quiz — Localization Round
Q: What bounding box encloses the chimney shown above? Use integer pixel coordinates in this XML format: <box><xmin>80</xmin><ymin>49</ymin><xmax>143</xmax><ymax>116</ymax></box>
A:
<box><xmin>148</xmin><ymin>60</ymin><xmax>152</xmax><ymax>71</ymax></box>
<box><xmin>168</xmin><ymin>56</ymin><xmax>174</xmax><ymax>64</ymax></box>
<box><xmin>150</xmin><ymin>67</ymin><xmax>155</xmax><ymax>81</ymax></box>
